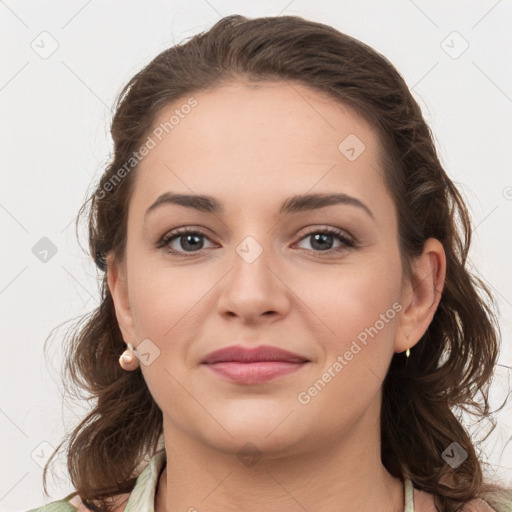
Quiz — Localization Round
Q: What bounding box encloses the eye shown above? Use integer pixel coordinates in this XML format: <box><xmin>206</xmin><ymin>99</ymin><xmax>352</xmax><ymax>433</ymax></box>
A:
<box><xmin>155</xmin><ymin>228</ymin><xmax>215</xmax><ymax>256</ymax></box>
<box><xmin>295</xmin><ymin>227</ymin><xmax>356</xmax><ymax>253</ymax></box>
<box><xmin>155</xmin><ymin>226</ymin><xmax>356</xmax><ymax>257</ymax></box>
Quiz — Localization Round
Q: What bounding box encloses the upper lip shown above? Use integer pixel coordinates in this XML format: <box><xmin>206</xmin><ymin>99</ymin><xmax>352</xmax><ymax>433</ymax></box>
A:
<box><xmin>201</xmin><ymin>344</ymin><xmax>310</xmax><ymax>364</ymax></box>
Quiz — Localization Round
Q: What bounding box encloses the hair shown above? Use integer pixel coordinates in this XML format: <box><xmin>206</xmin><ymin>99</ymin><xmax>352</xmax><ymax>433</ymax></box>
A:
<box><xmin>42</xmin><ymin>13</ymin><xmax>511</xmax><ymax>512</ymax></box>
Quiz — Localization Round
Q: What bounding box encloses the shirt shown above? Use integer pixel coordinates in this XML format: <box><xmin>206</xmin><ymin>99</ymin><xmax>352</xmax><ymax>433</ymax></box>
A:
<box><xmin>26</xmin><ymin>448</ymin><xmax>166</xmax><ymax>512</ymax></box>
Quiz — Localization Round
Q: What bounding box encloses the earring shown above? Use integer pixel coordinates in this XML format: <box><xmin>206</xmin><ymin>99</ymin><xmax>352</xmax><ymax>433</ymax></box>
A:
<box><xmin>405</xmin><ymin>347</ymin><xmax>411</xmax><ymax>358</ymax></box>
<box><xmin>119</xmin><ymin>342</ymin><xmax>139</xmax><ymax>371</ymax></box>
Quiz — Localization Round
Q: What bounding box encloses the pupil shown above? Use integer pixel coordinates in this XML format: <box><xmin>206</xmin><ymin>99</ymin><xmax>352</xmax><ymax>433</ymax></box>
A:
<box><xmin>312</xmin><ymin>234</ymin><xmax>333</xmax><ymax>251</ymax></box>
<box><xmin>182</xmin><ymin>234</ymin><xmax>202</xmax><ymax>251</ymax></box>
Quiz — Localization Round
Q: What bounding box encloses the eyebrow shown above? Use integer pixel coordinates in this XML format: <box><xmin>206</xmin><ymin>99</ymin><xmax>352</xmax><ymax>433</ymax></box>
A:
<box><xmin>144</xmin><ymin>191</ymin><xmax>374</xmax><ymax>220</ymax></box>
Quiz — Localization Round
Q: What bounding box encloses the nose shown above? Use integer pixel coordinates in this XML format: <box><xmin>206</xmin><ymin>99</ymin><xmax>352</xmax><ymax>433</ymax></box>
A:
<box><xmin>216</xmin><ymin>236</ymin><xmax>291</xmax><ymax>325</ymax></box>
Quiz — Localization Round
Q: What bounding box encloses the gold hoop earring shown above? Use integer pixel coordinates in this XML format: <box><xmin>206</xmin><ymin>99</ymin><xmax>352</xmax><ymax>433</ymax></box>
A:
<box><xmin>119</xmin><ymin>342</ymin><xmax>139</xmax><ymax>371</ymax></box>
<box><xmin>405</xmin><ymin>347</ymin><xmax>411</xmax><ymax>358</ymax></box>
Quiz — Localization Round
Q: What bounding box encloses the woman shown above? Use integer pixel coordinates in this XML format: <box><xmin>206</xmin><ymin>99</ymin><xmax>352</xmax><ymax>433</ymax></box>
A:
<box><xmin>29</xmin><ymin>14</ymin><xmax>511</xmax><ymax>512</ymax></box>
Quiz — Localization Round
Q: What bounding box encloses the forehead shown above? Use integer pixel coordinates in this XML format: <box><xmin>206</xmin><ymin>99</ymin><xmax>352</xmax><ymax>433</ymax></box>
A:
<box><xmin>130</xmin><ymin>81</ymin><xmax>392</xmax><ymax>223</ymax></box>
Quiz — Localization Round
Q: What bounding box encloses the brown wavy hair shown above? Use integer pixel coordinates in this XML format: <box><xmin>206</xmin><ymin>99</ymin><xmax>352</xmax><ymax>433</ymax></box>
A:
<box><xmin>43</xmin><ymin>14</ymin><xmax>511</xmax><ymax>512</ymax></box>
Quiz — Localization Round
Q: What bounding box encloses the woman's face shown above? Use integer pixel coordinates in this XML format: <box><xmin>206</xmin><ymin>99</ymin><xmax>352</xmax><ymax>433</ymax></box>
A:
<box><xmin>109</xmin><ymin>81</ymin><xmax>419</xmax><ymax>457</ymax></box>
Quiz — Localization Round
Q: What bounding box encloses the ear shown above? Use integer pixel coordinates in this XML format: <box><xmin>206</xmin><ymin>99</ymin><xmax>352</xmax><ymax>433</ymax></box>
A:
<box><xmin>394</xmin><ymin>238</ymin><xmax>446</xmax><ymax>354</ymax></box>
<box><xmin>106</xmin><ymin>254</ymin><xmax>136</xmax><ymax>344</ymax></box>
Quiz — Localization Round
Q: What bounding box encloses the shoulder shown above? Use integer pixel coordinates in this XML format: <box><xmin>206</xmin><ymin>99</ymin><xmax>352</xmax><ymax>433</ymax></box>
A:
<box><xmin>26</xmin><ymin>493</ymin><xmax>129</xmax><ymax>512</ymax></box>
<box><xmin>27</xmin><ymin>447</ymin><xmax>162</xmax><ymax>512</ymax></box>
<box><xmin>25</xmin><ymin>498</ymin><xmax>78</xmax><ymax>512</ymax></box>
<box><xmin>460</xmin><ymin>498</ymin><xmax>499</xmax><ymax>512</ymax></box>
<box><xmin>413</xmin><ymin>488</ymin><xmax>498</xmax><ymax>512</ymax></box>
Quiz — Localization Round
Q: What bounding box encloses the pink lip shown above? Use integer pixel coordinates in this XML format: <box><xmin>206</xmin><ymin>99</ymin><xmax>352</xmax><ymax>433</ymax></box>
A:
<box><xmin>204</xmin><ymin>361</ymin><xmax>307</xmax><ymax>384</ymax></box>
<box><xmin>201</xmin><ymin>344</ymin><xmax>309</xmax><ymax>364</ymax></box>
<box><xmin>201</xmin><ymin>344</ymin><xmax>310</xmax><ymax>384</ymax></box>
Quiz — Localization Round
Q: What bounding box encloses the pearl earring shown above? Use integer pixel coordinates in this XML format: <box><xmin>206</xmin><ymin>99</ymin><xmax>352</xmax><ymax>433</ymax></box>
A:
<box><xmin>119</xmin><ymin>342</ymin><xmax>139</xmax><ymax>371</ymax></box>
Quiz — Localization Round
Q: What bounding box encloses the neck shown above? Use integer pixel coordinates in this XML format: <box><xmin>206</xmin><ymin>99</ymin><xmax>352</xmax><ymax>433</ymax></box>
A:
<box><xmin>155</xmin><ymin>412</ymin><xmax>404</xmax><ymax>512</ymax></box>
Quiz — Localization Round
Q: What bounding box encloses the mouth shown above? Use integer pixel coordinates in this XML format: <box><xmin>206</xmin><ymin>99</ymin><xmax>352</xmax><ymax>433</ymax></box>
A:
<box><xmin>201</xmin><ymin>344</ymin><xmax>310</xmax><ymax>384</ymax></box>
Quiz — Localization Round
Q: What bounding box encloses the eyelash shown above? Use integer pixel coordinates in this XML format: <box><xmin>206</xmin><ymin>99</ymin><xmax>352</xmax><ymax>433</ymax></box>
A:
<box><xmin>155</xmin><ymin>226</ymin><xmax>357</xmax><ymax>258</ymax></box>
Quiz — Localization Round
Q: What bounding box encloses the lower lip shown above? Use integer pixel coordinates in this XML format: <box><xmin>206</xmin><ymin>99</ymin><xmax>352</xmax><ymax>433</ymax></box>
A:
<box><xmin>203</xmin><ymin>361</ymin><xmax>308</xmax><ymax>384</ymax></box>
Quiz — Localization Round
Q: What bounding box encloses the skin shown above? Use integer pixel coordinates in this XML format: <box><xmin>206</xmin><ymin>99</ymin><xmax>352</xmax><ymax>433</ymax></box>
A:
<box><xmin>107</xmin><ymin>81</ymin><xmax>447</xmax><ymax>512</ymax></box>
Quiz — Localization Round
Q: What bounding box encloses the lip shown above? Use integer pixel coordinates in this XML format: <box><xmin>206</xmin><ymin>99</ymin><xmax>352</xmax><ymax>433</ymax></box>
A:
<box><xmin>201</xmin><ymin>344</ymin><xmax>310</xmax><ymax>385</ymax></box>
<box><xmin>201</xmin><ymin>344</ymin><xmax>309</xmax><ymax>364</ymax></box>
<box><xmin>204</xmin><ymin>361</ymin><xmax>308</xmax><ymax>384</ymax></box>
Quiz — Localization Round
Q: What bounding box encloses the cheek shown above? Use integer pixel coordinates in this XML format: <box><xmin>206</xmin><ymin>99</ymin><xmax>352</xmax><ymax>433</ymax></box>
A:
<box><xmin>125</xmin><ymin>261</ymin><xmax>212</xmax><ymax>430</ymax></box>
<box><xmin>307</xmin><ymin>258</ymin><xmax>400</xmax><ymax>345</ymax></box>
<box><xmin>299</xmin><ymin>254</ymin><xmax>402</xmax><ymax>402</ymax></box>
<box><xmin>292</xmin><ymin>269</ymin><xmax>401</xmax><ymax>434</ymax></box>
<box><xmin>127</xmin><ymin>257</ymin><xmax>209</xmax><ymax>340</ymax></box>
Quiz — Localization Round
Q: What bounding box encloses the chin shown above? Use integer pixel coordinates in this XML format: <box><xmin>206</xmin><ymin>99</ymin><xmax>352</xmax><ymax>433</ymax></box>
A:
<box><xmin>198</xmin><ymin>403</ymin><xmax>306</xmax><ymax>452</ymax></box>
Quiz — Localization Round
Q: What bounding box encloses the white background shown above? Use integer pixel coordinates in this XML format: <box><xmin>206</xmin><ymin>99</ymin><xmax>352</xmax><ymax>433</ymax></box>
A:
<box><xmin>1</xmin><ymin>1</ymin><xmax>511</xmax><ymax>510</ymax></box>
